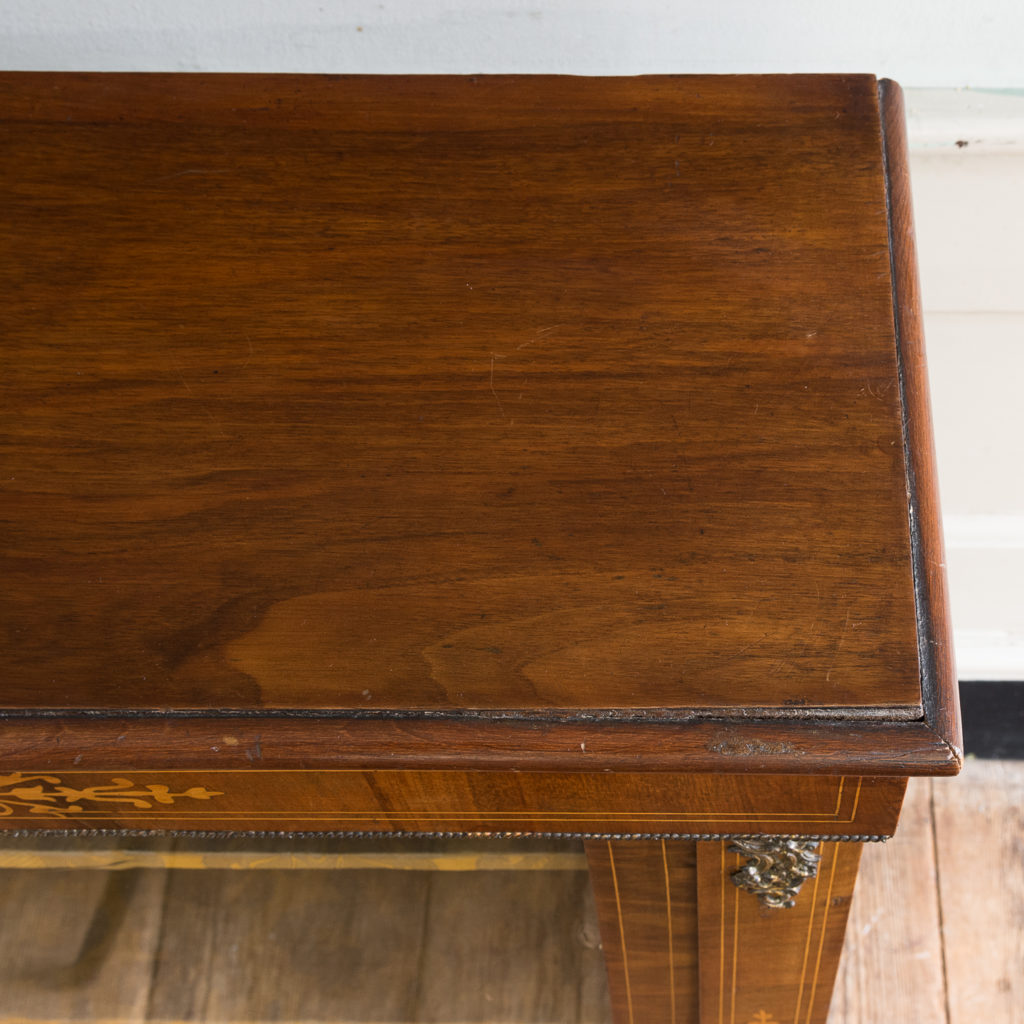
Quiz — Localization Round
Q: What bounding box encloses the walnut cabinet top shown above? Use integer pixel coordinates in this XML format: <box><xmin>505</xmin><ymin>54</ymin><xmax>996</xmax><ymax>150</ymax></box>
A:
<box><xmin>0</xmin><ymin>74</ymin><xmax>959</xmax><ymax>776</ymax></box>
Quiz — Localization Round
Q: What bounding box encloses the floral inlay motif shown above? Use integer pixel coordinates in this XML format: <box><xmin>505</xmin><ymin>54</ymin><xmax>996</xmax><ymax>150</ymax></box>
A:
<box><xmin>0</xmin><ymin>772</ymin><xmax>223</xmax><ymax>818</ymax></box>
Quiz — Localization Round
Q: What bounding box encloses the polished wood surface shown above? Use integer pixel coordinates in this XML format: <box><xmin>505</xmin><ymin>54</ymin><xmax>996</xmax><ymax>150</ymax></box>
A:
<box><xmin>2</xmin><ymin>72</ymin><xmax>923</xmax><ymax>719</ymax></box>
<box><xmin>832</xmin><ymin>773</ymin><xmax>946</xmax><ymax>1023</ymax></box>
<box><xmin>586</xmin><ymin>839</ymin><xmax>699</xmax><ymax>1024</ymax></box>
<box><xmin>878</xmin><ymin>79</ymin><xmax>961</xmax><ymax>758</ymax></box>
<box><xmin>587</xmin><ymin>837</ymin><xmax>863</xmax><ymax>1024</ymax></box>
<box><xmin>0</xmin><ymin>770</ymin><xmax>907</xmax><ymax>837</ymax></box>
<box><xmin>0</xmin><ymin>713</ymin><xmax>960</xmax><ymax>777</ymax></box>
<box><xmin>0</xmin><ymin>76</ymin><xmax>958</xmax><ymax>1023</ymax></box>
<box><xmin>696</xmin><ymin>840</ymin><xmax>862</xmax><ymax>1024</ymax></box>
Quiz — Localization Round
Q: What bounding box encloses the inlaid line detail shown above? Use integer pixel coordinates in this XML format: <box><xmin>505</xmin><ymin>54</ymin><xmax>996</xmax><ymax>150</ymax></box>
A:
<box><xmin>607</xmin><ymin>842</ymin><xmax>635</xmax><ymax>1024</ymax></box>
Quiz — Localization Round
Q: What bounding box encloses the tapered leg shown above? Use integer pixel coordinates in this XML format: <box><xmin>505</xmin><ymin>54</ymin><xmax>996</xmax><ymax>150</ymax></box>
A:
<box><xmin>585</xmin><ymin>839</ymin><xmax>700</xmax><ymax>1024</ymax></box>
<box><xmin>696</xmin><ymin>840</ymin><xmax>862</xmax><ymax>1024</ymax></box>
<box><xmin>588</xmin><ymin>839</ymin><xmax>862</xmax><ymax>1024</ymax></box>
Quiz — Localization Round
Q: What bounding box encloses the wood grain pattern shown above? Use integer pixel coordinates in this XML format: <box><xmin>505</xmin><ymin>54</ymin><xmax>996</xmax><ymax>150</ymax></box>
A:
<box><xmin>0</xmin><ymin>845</ymin><xmax>590</xmax><ymax>872</ymax></box>
<box><xmin>831</xmin><ymin>775</ymin><xmax>946</xmax><ymax>1024</ymax></box>
<box><xmin>0</xmin><ymin>715</ymin><xmax>961</xmax><ymax>777</ymax></box>
<box><xmin>1</xmin><ymin>72</ymin><xmax>922</xmax><ymax>719</ymax></box>
<box><xmin>0</xmin><ymin>770</ymin><xmax>996</xmax><ymax>1024</ymax></box>
<box><xmin>0</xmin><ymin>844</ymin><xmax>611</xmax><ymax>1023</ymax></box>
<box><xmin>878</xmin><ymin>78</ymin><xmax>962</xmax><ymax>767</ymax></box>
<box><xmin>697</xmin><ymin>840</ymin><xmax>862</xmax><ymax>1024</ymax></box>
<box><xmin>414</xmin><ymin>869</ymin><xmax>609</xmax><ymax>1022</ymax></box>
<box><xmin>586</xmin><ymin>839</ymin><xmax>699</xmax><ymax>1024</ymax></box>
<box><xmin>0</xmin><ymin>862</ymin><xmax>169</xmax><ymax>1020</ymax></box>
<box><xmin>147</xmin><ymin>868</ymin><xmax>432</xmax><ymax>1021</ymax></box>
<box><xmin>931</xmin><ymin>759</ymin><xmax>1024</xmax><ymax>1024</ymax></box>
<box><xmin>0</xmin><ymin>77</ymin><xmax>957</xmax><ymax>1021</ymax></box>
<box><xmin>0</xmin><ymin>770</ymin><xmax>907</xmax><ymax>838</ymax></box>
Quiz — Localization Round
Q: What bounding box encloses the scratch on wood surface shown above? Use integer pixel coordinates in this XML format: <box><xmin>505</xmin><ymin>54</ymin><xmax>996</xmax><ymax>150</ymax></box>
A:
<box><xmin>246</xmin><ymin>734</ymin><xmax>263</xmax><ymax>763</ymax></box>
<box><xmin>826</xmin><ymin>609</ymin><xmax>853</xmax><ymax>683</ymax></box>
<box><xmin>864</xmin><ymin>379</ymin><xmax>896</xmax><ymax>401</ymax></box>
<box><xmin>489</xmin><ymin>352</ymin><xmax>508</xmax><ymax>421</ymax></box>
<box><xmin>707</xmin><ymin>737</ymin><xmax>798</xmax><ymax>757</ymax></box>
<box><xmin>516</xmin><ymin>324</ymin><xmax>564</xmax><ymax>350</ymax></box>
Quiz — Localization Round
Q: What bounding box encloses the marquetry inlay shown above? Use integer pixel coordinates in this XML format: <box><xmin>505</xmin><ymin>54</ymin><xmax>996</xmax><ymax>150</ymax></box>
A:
<box><xmin>0</xmin><ymin>772</ymin><xmax>223</xmax><ymax>819</ymax></box>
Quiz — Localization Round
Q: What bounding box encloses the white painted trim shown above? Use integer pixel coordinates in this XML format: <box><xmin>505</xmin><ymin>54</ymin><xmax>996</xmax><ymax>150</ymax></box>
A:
<box><xmin>954</xmin><ymin>631</ymin><xmax>1024</xmax><ymax>681</ymax></box>
<box><xmin>906</xmin><ymin>88</ymin><xmax>1024</xmax><ymax>151</ymax></box>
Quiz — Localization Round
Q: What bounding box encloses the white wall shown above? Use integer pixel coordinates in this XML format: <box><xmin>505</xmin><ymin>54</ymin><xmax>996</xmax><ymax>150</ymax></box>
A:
<box><xmin>911</xmin><ymin>137</ymin><xmax>1024</xmax><ymax>679</ymax></box>
<box><xmin>3</xmin><ymin>0</ymin><xmax>1022</xmax><ymax>678</ymax></box>
<box><xmin>1</xmin><ymin>0</ymin><xmax>1023</xmax><ymax>87</ymax></box>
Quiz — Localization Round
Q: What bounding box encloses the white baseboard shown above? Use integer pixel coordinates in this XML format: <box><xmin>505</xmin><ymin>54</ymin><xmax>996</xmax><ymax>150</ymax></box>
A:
<box><xmin>906</xmin><ymin>88</ymin><xmax>1024</xmax><ymax>151</ymax></box>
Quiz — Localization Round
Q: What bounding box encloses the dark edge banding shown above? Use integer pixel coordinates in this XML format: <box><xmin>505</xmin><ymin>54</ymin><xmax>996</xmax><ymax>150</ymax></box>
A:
<box><xmin>878</xmin><ymin>78</ymin><xmax>962</xmax><ymax>770</ymax></box>
<box><xmin>0</xmin><ymin>704</ymin><xmax>923</xmax><ymax>723</ymax></box>
<box><xmin>0</xmin><ymin>828</ymin><xmax>890</xmax><ymax>842</ymax></box>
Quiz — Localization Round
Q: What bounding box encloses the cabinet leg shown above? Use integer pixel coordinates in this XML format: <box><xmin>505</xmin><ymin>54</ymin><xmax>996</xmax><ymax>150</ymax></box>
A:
<box><xmin>585</xmin><ymin>839</ymin><xmax>700</xmax><ymax>1024</ymax></box>
<box><xmin>696</xmin><ymin>839</ymin><xmax>862</xmax><ymax>1024</ymax></box>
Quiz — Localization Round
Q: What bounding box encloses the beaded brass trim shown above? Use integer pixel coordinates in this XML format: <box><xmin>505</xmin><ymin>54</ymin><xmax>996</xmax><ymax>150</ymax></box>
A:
<box><xmin>0</xmin><ymin>828</ymin><xmax>888</xmax><ymax>841</ymax></box>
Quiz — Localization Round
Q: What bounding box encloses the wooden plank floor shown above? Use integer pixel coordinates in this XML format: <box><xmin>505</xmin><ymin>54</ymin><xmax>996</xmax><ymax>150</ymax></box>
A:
<box><xmin>835</xmin><ymin>758</ymin><xmax>1024</xmax><ymax>1024</ymax></box>
<box><xmin>0</xmin><ymin>759</ymin><xmax>1019</xmax><ymax>1023</ymax></box>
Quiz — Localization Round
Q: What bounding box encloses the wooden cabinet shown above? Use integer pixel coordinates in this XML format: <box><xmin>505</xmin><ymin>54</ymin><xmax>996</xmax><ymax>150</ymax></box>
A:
<box><xmin>0</xmin><ymin>72</ymin><xmax>959</xmax><ymax>1023</ymax></box>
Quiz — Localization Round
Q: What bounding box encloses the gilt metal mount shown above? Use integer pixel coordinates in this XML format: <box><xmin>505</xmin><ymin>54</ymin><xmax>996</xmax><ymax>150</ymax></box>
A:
<box><xmin>728</xmin><ymin>838</ymin><xmax>821</xmax><ymax>909</ymax></box>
